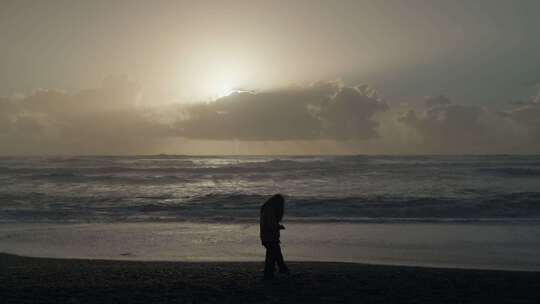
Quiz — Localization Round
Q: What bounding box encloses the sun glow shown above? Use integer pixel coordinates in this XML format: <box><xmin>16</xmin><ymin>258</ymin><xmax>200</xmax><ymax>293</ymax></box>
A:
<box><xmin>216</xmin><ymin>84</ymin><xmax>234</xmax><ymax>98</ymax></box>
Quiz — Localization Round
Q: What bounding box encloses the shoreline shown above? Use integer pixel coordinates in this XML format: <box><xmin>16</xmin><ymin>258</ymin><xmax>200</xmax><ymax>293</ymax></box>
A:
<box><xmin>2</xmin><ymin>253</ymin><xmax>539</xmax><ymax>303</ymax></box>
<box><xmin>3</xmin><ymin>250</ymin><xmax>540</xmax><ymax>273</ymax></box>
<box><xmin>2</xmin><ymin>222</ymin><xmax>540</xmax><ymax>272</ymax></box>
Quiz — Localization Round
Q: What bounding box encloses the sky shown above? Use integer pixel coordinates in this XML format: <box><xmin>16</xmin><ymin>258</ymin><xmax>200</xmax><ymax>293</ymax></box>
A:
<box><xmin>1</xmin><ymin>0</ymin><xmax>540</xmax><ymax>155</ymax></box>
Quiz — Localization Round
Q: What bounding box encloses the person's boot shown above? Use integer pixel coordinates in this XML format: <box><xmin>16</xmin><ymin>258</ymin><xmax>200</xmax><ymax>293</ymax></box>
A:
<box><xmin>278</xmin><ymin>266</ymin><xmax>290</xmax><ymax>275</ymax></box>
<box><xmin>263</xmin><ymin>267</ymin><xmax>275</xmax><ymax>280</ymax></box>
<box><xmin>263</xmin><ymin>272</ymin><xmax>274</xmax><ymax>280</ymax></box>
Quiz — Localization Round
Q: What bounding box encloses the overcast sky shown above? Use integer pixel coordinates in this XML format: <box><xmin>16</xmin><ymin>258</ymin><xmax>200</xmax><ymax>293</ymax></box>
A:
<box><xmin>1</xmin><ymin>0</ymin><xmax>540</xmax><ymax>155</ymax></box>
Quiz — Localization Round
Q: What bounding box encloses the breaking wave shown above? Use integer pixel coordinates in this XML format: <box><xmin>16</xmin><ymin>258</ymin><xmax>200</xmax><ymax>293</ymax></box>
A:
<box><xmin>1</xmin><ymin>155</ymin><xmax>540</xmax><ymax>224</ymax></box>
<box><xmin>2</xmin><ymin>192</ymin><xmax>540</xmax><ymax>224</ymax></box>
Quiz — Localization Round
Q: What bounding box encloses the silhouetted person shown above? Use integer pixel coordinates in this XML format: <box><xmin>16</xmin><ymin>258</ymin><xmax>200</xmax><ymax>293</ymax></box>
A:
<box><xmin>260</xmin><ymin>194</ymin><xmax>289</xmax><ymax>279</ymax></box>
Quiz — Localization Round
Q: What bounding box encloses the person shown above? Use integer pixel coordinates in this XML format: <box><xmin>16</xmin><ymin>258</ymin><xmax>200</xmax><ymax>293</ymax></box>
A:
<box><xmin>260</xmin><ymin>194</ymin><xmax>289</xmax><ymax>279</ymax></box>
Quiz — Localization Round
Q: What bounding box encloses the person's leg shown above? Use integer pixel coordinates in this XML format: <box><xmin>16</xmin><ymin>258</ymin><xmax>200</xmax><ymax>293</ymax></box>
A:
<box><xmin>274</xmin><ymin>243</ymin><xmax>289</xmax><ymax>273</ymax></box>
<box><xmin>263</xmin><ymin>244</ymin><xmax>275</xmax><ymax>279</ymax></box>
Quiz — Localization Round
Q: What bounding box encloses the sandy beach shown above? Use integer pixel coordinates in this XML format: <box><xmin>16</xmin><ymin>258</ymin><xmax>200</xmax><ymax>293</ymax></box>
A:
<box><xmin>4</xmin><ymin>0</ymin><xmax>540</xmax><ymax>302</ymax></box>
<box><xmin>2</xmin><ymin>253</ymin><xmax>539</xmax><ymax>304</ymax></box>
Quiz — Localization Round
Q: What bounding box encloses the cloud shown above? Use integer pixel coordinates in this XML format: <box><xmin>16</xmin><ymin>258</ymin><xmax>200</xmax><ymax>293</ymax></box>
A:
<box><xmin>499</xmin><ymin>92</ymin><xmax>540</xmax><ymax>138</ymax></box>
<box><xmin>397</xmin><ymin>96</ymin><xmax>520</xmax><ymax>153</ymax></box>
<box><xmin>0</xmin><ymin>76</ymin><xmax>169</xmax><ymax>155</ymax></box>
<box><xmin>174</xmin><ymin>81</ymin><xmax>388</xmax><ymax>141</ymax></box>
<box><xmin>3</xmin><ymin>79</ymin><xmax>540</xmax><ymax>155</ymax></box>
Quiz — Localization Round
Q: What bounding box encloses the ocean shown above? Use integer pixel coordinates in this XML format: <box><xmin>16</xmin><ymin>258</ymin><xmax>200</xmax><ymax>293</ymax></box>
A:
<box><xmin>1</xmin><ymin>155</ymin><xmax>539</xmax><ymax>224</ymax></box>
<box><xmin>1</xmin><ymin>155</ymin><xmax>540</xmax><ymax>270</ymax></box>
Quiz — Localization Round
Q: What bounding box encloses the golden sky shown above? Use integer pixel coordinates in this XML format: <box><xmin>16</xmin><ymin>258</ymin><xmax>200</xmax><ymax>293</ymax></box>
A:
<box><xmin>1</xmin><ymin>0</ymin><xmax>540</xmax><ymax>155</ymax></box>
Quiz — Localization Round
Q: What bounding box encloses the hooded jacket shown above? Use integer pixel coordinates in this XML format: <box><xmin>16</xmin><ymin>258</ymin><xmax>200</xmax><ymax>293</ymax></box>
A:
<box><xmin>260</xmin><ymin>199</ymin><xmax>282</xmax><ymax>244</ymax></box>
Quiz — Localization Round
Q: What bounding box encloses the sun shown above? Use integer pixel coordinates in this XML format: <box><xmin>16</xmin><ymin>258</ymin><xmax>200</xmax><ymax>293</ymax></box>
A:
<box><xmin>216</xmin><ymin>84</ymin><xmax>234</xmax><ymax>98</ymax></box>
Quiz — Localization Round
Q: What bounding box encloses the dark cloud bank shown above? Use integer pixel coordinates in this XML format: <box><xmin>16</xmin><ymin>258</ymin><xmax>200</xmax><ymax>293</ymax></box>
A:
<box><xmin>1</xmin><ymin>79</ymin><xmax>539</xmax><ymax>155</ymax></box>
<box><xmin>175</xmin><ymin>82</ymin><xmax>388</xmax><ymax>141</ymax></box>
<box><xmin>0</xmin><ymin>76</ymin><xmax>168</xmax><ymax>155</ymax></box>
<box><xmin>398</xmin><ymin>95</ymin><xmax>540</xmax><ymax>153</ymax></box>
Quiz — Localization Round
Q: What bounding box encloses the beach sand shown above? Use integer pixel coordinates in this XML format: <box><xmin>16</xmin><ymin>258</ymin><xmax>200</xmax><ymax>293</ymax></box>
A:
<box><xmin>1</xmin><ymin>253</ymin><xmax>539</xmax><ymax>304</ymax></box>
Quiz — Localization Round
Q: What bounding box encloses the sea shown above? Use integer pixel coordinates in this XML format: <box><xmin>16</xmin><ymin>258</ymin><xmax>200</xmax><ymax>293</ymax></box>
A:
<box><xmin>1</xmin><ymin>155</ymin><xmax>540</xmax><ymax>270</ymax></box>
<box><xmin>1</xmin><ymin>155</ymin><xmax>539</xmax><ymax>224</ymax></box>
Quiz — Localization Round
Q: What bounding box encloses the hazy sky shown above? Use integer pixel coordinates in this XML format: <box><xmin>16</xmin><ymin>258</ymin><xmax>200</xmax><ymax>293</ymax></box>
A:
<box><xmin>1</xmin><ymin>0</ymin><xmax>540</xmax><ymax>155</ymax></box>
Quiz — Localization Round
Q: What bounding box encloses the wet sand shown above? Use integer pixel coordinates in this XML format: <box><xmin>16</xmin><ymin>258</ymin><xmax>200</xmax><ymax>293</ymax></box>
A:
<box><xmin>3</xmin><ymin>222</ymin><xmax>540</xmax><ymax>271</ymax></box>
<box><xmin>1</xmin><ymin>253</ymin><xmax>539</xmax><ymax>303</ymax></box>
